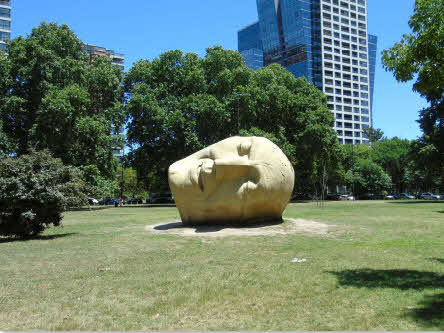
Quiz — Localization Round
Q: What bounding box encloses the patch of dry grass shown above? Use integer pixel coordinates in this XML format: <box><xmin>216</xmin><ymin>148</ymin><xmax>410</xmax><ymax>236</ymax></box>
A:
<box><xmin>0</xmin><ymin>201</ymin><xmax>443</xmax><ymax>330</ymax></box>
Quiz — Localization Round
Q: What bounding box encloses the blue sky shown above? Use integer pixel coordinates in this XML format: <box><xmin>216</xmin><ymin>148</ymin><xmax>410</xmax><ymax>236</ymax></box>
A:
<box><xmin>11</xmin><ymin>0</ymin><xmax>427</xmax><ymax>140</ymax></box>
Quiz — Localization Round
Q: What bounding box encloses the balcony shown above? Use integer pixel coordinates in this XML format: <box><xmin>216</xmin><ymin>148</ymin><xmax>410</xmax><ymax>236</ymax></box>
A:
<box><xmin>113</xmin><ymin>52</ymin><xmax>124</xmax><ymax>59</ymax></box>
<box><xmin>0</xmin><ymin>1</ymin><xmax>10</xmax><ymax>7</ymax></box>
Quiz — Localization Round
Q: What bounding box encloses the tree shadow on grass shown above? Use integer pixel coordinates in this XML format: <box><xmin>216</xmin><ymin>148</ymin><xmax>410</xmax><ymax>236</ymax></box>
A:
<box><xmin>154</xmin><ymin>219</ymin><xmax>284</xmax><ymax>234</ymax></box>
<box><xmin>430</xmin><ymin>258</ymin><xmax>444</xmax><ymax>264</ymax></box>
<box><xmin>328</xmin><ymin>269</ymin><xmax>444</xmax><ymax>329</ymax></box>
<box><xmin>0</xmin><ymin>233</ymin><xmax>78</xmax><ymax>244</ymax></box>
<box><xmin>407</xmin><ymin>293</ymin><xmax>444</xmax><ymax>330</ymax></box>
<box><xmin>327</xmin><ymin>269</ymin><xmax>444</xmax><ymax>290</ymax></box>
<box><xmin>437</xmin><ymin>211</ymin><xmax>444</xmax><ymax>214</ymax></box>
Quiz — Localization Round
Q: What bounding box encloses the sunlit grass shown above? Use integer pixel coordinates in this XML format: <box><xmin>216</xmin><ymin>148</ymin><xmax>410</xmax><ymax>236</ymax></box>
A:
<box><xmin>0</xmin><ymin>201</ymin><xmax>443</xmax><ymax>330</ymax></box>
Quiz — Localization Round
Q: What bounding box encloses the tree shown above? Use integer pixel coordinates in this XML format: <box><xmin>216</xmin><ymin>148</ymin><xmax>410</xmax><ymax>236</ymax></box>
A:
<box><xmin>382</xmin><ymin>0</ymin><xmax>443</xmax><ymax>170</ymax></box>
<box><xmin>363</xmin><ymin>127</ymin><xmax>385</xmax><ymax>143</ymax></box>
<box><xmin>0</xmin><ymin>22</ymin><xmax>125</xmax><ymax>178</ymax></box>
<box><xmin>371</xmin><ymin>137</ymin><xmax>411</xmax><ymax>193</ymax></box>
<box><xmin>406</xmin><ymin>139</ymin><xmax>443</xmax><ymax>192</ymax></box>
<box><xmin>118</xmin><ymin>167</ymin><xmax>148</xmax><ymax>199</ymax></box>
<box><xmin>0</xmin><ymin>120</ymin><xmax>14</xmax><ymax>157</ymax></box>
<box><xmin>340</xmin><ymin>144</ymin><xmax>373</xmax><ymax>172</ymax></box>
<box><xmin>81</xmin><ymin>165</ymin><xmax>119</xmax><ymax>199</ymax></box>
<box><xmin>0</xmin><ymin>150</ymin><xmax>87</xmax><ymax>237</ymax></box>
<box><xmin>124</xmin><ymin>46</ymin><xmax>340</xmax><ymax>192</ymax></box>
<box><xmin>345</xmin><ymin>159</ymin><xmax>392</xmax><ymax>197</ymax></box>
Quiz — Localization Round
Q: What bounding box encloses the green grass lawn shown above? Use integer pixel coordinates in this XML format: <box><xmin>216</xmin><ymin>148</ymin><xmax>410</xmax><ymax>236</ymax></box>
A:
<box><xmin>0</xmin><ymin>201</ymin><xmax>443</xmax><ymax>330</ymax></box>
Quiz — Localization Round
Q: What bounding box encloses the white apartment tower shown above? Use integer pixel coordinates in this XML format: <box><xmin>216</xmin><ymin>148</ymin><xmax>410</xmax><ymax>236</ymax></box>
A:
<box><xmin>320</xmin><ymin>0</ymin><xmax>375</xmax><ymax>144</ymax></box>
<box><xmin>0</xmin><ymin>0</ymin><xmax>11</xmax><ymax>53</ymax></box>
<box><xmin>238</xmin><ymin>0</ymin><xmax>377</xmax><ymax>145</ymax></box>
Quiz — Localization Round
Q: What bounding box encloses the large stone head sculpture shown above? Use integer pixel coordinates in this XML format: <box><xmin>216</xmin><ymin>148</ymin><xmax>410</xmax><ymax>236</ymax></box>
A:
<box><xmin>168</xmin><ymin>136</ymin><xmax>294</xmax><ymax>225</ymax></box>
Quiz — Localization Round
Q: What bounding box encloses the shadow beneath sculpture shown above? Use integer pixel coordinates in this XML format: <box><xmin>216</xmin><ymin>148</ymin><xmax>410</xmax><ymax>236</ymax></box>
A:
<box><xmin>154</xmin><ymin>219</ymin><xmax>284</xmax><ymax>234</ymax></box>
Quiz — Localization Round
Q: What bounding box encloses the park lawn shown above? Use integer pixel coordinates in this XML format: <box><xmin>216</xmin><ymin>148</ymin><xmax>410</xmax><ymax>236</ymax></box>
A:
<box><xmin>0</xmin><ymin>201</ymin><xmax>443</xmax><ymax>330</ymax></box>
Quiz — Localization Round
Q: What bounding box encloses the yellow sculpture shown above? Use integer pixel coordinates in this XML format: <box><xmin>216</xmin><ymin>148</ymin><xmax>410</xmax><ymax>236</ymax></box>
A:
<box><xmin>168</xmin><ymin>137</ymin><xmax>294</xmax><ymax>225</ymax></box>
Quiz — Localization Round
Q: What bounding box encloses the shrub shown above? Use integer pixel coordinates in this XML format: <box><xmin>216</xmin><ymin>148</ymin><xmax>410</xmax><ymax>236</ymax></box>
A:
<box><xmin>0</xmin><ymin>150</ymin><xmax>87</xmax><ymax>237</ymax></box>
<box><xmin>345</xmin><ymin>158</ymin><xmax>393</xmax><ymax>197</ymax></box>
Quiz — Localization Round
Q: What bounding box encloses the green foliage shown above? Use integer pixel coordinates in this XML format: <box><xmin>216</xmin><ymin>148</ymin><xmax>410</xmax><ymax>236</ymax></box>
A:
<box><xmin>363</xmin><ymin>127</ymin><xmax>385</xmax><ymax>143</ymax></box>
<box><xmin>345</xmin><ymin>159</ymin><xmax>392</xmax><ymax>197</ymax></box>
<box><xmin>406</xmin><ymin>139</ymin><xmax>443</xmax><ymax>192</ymax></box>
<box><xmin>340</xmin><ymin>144</ymin><xmax>373</xmax><ymax>173</ymax></box>
<box><xmin>337</xmin><ymin>137</ymin><xmax>442</xmax><ymax>194</ymax></box>
<box><xmin>371</xmin><ymin>138</ymin><xmax>411</xmax><ymax>192</ymax></box>
<box><xmin>382</xmin><ymin>0</ymin><xmax>443</xmax><ymax>169</ymax></box>
<box><xmin>124</xmin><ymin>46</ymin><xmax>339</xmax><ymax>191</ymax></box>
<box><xmin>0</xmin><ymin>119</ymin><xmax>15</xmax><ymax>157</ymax></box>
<box><xmin>81</xmin><ymin>165</ymin><xmax>118</xmax><ymax>199</ymax></box>
<box><xmin>0</xmin><ymin>22</ymin><xmax>125</xmax><ymax>178</ymax></box>
<box><xmin>117</xmin><ymin>167</ymin><xmax>148</xmax><ymax>198</ymax></box>
<box><xmin>0</xmin><ymin>150</ymin><xmax>87</xmax><ymax>237</ymax></box>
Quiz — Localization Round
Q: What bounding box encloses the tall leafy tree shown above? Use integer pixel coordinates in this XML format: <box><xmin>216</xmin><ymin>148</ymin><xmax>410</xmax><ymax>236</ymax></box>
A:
<box><xmin>0</xmin><ymin>22</ymin><xmax>124</xmax><ymax>177</ymax></box>
<box><xmin>124</xmin><ymin>46</ymin><xmax>339</xmax><ymax>192</ymax></box>
<box><xmin>382</xmin><ymin>0</ymin><xmax>443</xmax><ymax>172</ymax></box>
<box><xmin>371</xmin><ymin>138</ymin><xmax>411</xmax><ymax>193</ymax></box>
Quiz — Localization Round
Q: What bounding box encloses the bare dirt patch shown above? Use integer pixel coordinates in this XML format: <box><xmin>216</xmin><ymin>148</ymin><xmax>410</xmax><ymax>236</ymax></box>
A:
<box><xmin>145</xmin><ymin>218</ymin><xmax>332</xmax><ymax>238</ymax></box>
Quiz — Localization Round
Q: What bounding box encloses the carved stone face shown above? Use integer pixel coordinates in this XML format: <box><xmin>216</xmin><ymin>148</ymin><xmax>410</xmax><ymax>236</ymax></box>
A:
<box><xmin>168</xmin><ymin>136</ymin><xmax>294</xmax><ymax>225</ymax></box>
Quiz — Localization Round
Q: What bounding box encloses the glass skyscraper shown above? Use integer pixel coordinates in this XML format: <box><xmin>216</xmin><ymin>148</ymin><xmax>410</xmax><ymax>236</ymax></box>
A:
<box><xmin>238</xmin><ymin>22</ymin><xmax>264</xmax><ymax>70</ymax></box>
<box><xmin>368</xmin><ymin>33</ymin><xmax>377</xmax><ymax>126</ymax></box>
<box><xmin>238</xmin><ymin>0</ymin><xmax>377</xmax><ymax>145</ymax></box>
<box><xmin>0</xmin><ymin>0</ymin><xmax>11</xmax><ymax>53</ymax></box>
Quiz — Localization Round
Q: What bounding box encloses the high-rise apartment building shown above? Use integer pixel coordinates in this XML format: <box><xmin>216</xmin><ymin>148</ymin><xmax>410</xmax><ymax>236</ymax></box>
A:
<box><xmin>238</xmin><ymin>0</ymin><xmax>377</xmax><ymax>144</ymax></box>
<box><xmin>83</xmin><ymin>43</ymin><xmax>125</xmax><ymax>72</ymax></box>
<box><xmin>83</xmin><ymin>43</ymin><xmax>126</xmax><ymax>158</ymax></box>
<box><xmin>0</xmin><ymin>0</ymin><xmax>11</xmax><ymax>53</ymax></box>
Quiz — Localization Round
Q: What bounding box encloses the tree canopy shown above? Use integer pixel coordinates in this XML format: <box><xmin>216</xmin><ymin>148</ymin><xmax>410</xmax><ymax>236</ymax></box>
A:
<box><xmin>124</xmin><ymin>46</ymin><xmax>339</xmax><ymax>192</ymax></box>
<box><xmin>345</xmin><ymin>158</ymin><xmax>392</xmax><ymax>197</ymax></box>
<box><xmin>0</xmin><ymin>22</ymin><xmax>125</xmax><ymax>178</ymax></box>
<box><xmin>382</xmin><ymin>0</ymin><xmax>443</xmax><ymax>171</ymax></box>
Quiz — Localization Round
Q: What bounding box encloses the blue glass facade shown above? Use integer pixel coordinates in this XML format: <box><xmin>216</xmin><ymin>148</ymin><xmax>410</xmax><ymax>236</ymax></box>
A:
<box><xmin>238</xmin><ymin>22</ymin><xmax>264</xmax><ymax>70</ymax></box>
<box><xmin>240</xmin><ymin>48</ymin><xmax>264</xmax><ymax>70</ymax></box>
<box><xmin>279</xmin><ymin>0</ymin><xmax>323</xmax><ymax>87</ymax></box>
<box><xmin>368</xmin><ymin>33</ymin><xmax>377</xmax><ymax>125</ymax></box>
<box><xmin>256</xmin><ymin>0</ymin><xmax>281</xmax><ymax>64</ymax></box>
<box><xmin>238</xmin><ymin>0</ymin><xmax>323</xmax><ymax>87</ymax></box>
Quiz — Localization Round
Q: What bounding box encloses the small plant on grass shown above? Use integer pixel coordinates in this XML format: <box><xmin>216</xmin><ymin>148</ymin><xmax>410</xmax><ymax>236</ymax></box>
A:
<box><xmin>0</xmin><ymin>150</ymin><xmax>87</xmax><ymax>238</ymax></box>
